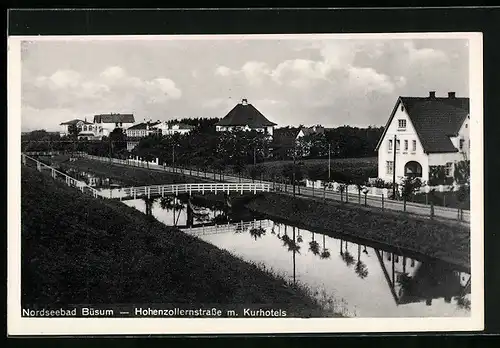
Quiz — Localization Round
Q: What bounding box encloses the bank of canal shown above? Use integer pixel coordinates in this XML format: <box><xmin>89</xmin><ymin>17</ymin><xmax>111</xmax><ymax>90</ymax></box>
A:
<box><xmin>21</xmin><ymin>166</ymin><xmax>334</xmax><ymax>317</ymax></box>
<box><xmin>120</xmin><ymin>194</ymin><xmax>471</xmax><ymax>318</ymax></box>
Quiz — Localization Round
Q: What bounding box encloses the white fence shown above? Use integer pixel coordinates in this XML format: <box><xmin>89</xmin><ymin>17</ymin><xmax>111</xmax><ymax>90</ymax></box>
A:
<box><xmin>22</xmin><ymin>154</ymin><xmax>102</xmax><ymax>198</ymax></box>
<box><xmin>305</xmin><ymin>179</ymin><xmax>457</xmax><ymax>196</ymax></box>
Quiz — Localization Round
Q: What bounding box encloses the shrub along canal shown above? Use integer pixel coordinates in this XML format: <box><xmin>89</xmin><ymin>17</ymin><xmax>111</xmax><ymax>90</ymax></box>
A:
<box><xmin>100</xmin><ymin>188</ymin><xmax>471</xmax><ymax>318</ymax></box>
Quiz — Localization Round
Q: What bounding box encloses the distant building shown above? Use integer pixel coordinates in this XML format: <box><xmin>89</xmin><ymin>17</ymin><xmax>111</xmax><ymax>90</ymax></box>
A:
<box><xmin>93</xmin><ymin>113</ymin><xmax>135</xmax><ymax>136</ymax></box>
<box><xmin>59</xmin><ymin>119</ymin><xmax>93</xmax><ymax>137</ymax></box>
<box><xmin>153</xmin><ymin>121</ymin><xmax>194</xmax><ymax>136</ymax></box>
<box><xmin>375</xmin><ymin>91</ymin><xmax>470</xmax><ymax>183</ymax></box>
<box><xmin>126</xmin><ymin>140</ymin><xmax>141</xmax><ymax>152</ymax></box>
<box><xmin>125</xmin><ymin>121</ymin><xmax>161</xmax><ymax>138</ymax></box>
<box><xmin>296</xmin><ymin>125</ymin><xmax>325</xmax><ymax>139</ymax></box>
<box><xmin>215</xmin><ymin>99</ymin><xmax>277</xmax><ymax>136</ymax></box>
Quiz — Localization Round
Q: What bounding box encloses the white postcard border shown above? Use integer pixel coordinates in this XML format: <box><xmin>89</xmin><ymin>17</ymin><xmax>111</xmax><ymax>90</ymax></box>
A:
<box><xmin>7</xmin><ymin>32</ymin><xmax>484</xmax><ymax>335</ymax></box>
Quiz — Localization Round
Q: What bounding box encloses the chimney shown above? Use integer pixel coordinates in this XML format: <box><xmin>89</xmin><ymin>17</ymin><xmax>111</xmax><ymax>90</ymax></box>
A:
<box><xmin>241</xmin><ymin>98</ymin><xmax>248</xmax><ymax>105</ymax></box>
<box><xmin>429</xmin><ymin>91</ymin><xmax>436</xmax><ymax>99</ymax></box>
<box><xmin>448</xmin><ymin>91</ymin><xmax>456</xmax><ymax>99</ymax></box>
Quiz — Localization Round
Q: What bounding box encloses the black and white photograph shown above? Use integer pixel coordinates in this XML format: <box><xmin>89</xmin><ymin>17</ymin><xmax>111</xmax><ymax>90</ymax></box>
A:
<box><xmin>8</xmin><ymin>32</ymin><xmax>483</xmax><ymax>335</ymax></box>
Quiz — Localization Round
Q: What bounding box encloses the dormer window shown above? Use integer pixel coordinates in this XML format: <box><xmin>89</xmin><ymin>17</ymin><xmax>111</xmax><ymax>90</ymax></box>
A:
<box><xmin>398</xmin><ymin>119</ymin><xmax>406</xmax><ymax>129</ymax></box>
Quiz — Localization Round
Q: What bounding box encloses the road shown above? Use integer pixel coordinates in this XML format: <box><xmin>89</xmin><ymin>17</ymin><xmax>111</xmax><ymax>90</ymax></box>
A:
<box><xmin>84</xmin><ymin>155</ymin><xmax>470</xmax><ymax>224</ymax></box>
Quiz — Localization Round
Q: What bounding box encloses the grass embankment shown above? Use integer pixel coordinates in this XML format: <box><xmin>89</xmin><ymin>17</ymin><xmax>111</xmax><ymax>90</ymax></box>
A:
<box><xmin>223</xmin><ymin>157</ymin><xmax>377</xmax><ymax>182</ymax></box>
<box><xmin>245</xmin><ymin>194</ymin><xmax>470</xmax><ymax>270</ymax></box>
<box><xmin>56</xmin><ymin>158</ymin><xmax>209</xmax><ymax>186</ymax></box>
<box><xmin>21</xmin><ymin>166</ymin><xmax>336</xmax><ymax>317</ymax></box>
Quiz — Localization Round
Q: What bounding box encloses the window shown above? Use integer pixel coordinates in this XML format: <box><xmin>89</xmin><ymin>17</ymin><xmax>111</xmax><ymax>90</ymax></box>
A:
<box><xmin>388</xmin><ymin>139</ymin><xmax>393</xmax><ymax>151</ymax></box>
<box><xmin>445</xmin><ymin>162</ymin><xmax>453</xmax><ymax>177</ymax></box>
<box><xmin>386</xmin><ymin>161</ymin><xmax>394</xmax><ymax>175</ymax></box>
<box><xmin>465</xmin><ymin>123</ymin><xmax>468</xmax><ymax>128</ymax></box>
<box><xmin>396</xmin><ymin>139</ymin><xmax>400</xmax><ymax>151</ymax></box>
<box><xmin>401</xmin><ymin>105</ymin><xmax>404</xmax><ymax>112</ymax></box>
<box><xmin>404</xmin><ymin>140</ymin><xmax>408</xmax><ymax>151</ymax></box>
<box><xmin>398</xmin><ymin>119</ymin><xmax>406</xmax><ymax>129</ymax></box>
<box><xmin>459</xmin><ymin>139</ymin><xmax>465</xmax><ymax>150</ymax></box>
<box><xmin>412</xmin><ymin>140</ymin><xmax>417</xmax><ymax>151</ymax></box>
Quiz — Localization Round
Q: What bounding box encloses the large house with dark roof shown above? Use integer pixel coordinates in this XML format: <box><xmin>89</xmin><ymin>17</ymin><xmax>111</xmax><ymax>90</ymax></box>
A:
<box><xmin>215</xmin><ymin>99</ymin><xmax>277</xmax><ymax>136</ymax></box>
<box><xmin>93</xmin><ymin>113</ymin><xmax>135</xmax><ymax>136</ymax></box>
<box><xmin>375</xmin><ymin>91</ymin><xmax>470</xmax><ymax>184</ymax></box>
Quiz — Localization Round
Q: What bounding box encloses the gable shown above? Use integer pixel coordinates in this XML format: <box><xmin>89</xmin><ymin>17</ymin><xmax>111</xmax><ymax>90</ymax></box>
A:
<box><xmin>402</xmin><ymin>99</ymin><xmax>468</xmax><ymax>153</ymax></box>
<box><xmin>376</xmin><ymin>96</ymin><xmax>469</xmax><ymax>154</ymax></box>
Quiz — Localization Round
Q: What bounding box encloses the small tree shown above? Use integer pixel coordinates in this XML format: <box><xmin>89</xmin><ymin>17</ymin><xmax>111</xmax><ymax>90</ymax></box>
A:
<box><xmin>232</xmin><ymin>162</ymin><xmax>245</xmax><ymax>183</ymax></box>
<box><xmin>400</xmin><ymin>176</ymin><xmax>422</xmax><ymax>211</ymax></box>
<box><xmin>249</xmin><ymin>165</ymin><xmax>264</xmax><ymax>183</ymax></box>
<box><xmin>353</xmin><ymin>176</ymin><xmax>366</xmax><ymax>204</ymax></box>
<box><xmin>282</xmin><ymin>163</ymin><xmax>303</xmax><ymax>196</ymax></box>
<box><xmin>68</xmin><ymin>124</ymin><xmax>80</xmax><ymax>138</ymax></box>
<box><xmin>307</xmin><ymin>164</ymin><xmax>325</xmax><ymax>197</ymax></box>
<box><xmin>454</xmin><ymin>157</ymin><xmax>470</xmax><ymax>219</ymax></box>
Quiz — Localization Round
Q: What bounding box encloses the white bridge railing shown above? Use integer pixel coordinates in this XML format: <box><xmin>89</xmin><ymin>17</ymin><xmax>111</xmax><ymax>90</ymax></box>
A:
<box><xmin>118</xmin><ymin>182</ymin><xmax>271</xmax><ymax>200</ymax></box>
<box><xmin>184</xmin><ymin>219</ymin><xmax>272</xmax><ymax>236</ymax></box>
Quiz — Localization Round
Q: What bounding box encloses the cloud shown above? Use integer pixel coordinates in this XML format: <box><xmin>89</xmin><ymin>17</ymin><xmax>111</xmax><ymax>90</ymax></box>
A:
<box><xmin>34</xmin><ymin>69</ymin><xmax>82</xmax><ymax>90</ymax></box>
<box><xmin>215</xmin><ymin>65</ymin><xmax>239</xmax><ymax>77</ymax></box>
<box><xmin>215</xmin><ymin>61</ymin><xmax>272</xmax><ymax>86</ymax></box>
<box><xmin>403</xmin><ymin>41</ymin><xmax>449</xmax><ymax>64</ymax></box>
<box><xmin>346</xmin><ymin>65</ymin><xmax>395</xmax><ymax>94</ymax></box>
<box><xmin>241</xmin><ymin>61</ymin><xmax>271</xmax><ymax>85</ymax></box>
<box><xmin>26</xmin><ymin>66</ymin><xmax>182</xmax><ymax>114</ymax></box>
<box><xmin>100</xmin><ymin>66</ymin><xmax>126</xmax><ymax>80</ymax></box>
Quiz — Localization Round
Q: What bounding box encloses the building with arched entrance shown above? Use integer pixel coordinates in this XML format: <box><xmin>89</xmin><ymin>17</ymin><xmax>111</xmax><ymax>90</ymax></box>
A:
<box><xmin>375</xmin><ymin>91</ymin><xmax>470</xmax><ymax>184</ymax></box>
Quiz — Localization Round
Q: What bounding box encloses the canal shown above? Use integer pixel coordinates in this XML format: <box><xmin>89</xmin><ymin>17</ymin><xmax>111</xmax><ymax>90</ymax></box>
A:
<box><xmin>113</xmin><ymin>193</ymin><xmax>471</xmax><ymax>318</ymax></box>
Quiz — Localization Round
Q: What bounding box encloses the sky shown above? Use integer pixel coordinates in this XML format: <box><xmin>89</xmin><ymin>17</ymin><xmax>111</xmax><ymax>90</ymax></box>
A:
<box><xmin>20</xmin><ymin>36</ymin><xmax>469</xmax><ymax>132</ymax></box>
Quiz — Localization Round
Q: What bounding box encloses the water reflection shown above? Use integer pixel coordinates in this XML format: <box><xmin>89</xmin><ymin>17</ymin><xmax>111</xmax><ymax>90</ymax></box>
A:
<box><xmin>121</xmin><ymin>195</ymin><xmax>471</xmax><ymax>318</ymax></box>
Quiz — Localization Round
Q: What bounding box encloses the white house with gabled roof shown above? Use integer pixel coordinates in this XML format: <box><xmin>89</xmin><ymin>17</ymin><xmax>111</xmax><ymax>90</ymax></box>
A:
<box><xmin>375</xmin><ymin>91</ymin><xmax>470</xmax><ymax>184</ymax></box>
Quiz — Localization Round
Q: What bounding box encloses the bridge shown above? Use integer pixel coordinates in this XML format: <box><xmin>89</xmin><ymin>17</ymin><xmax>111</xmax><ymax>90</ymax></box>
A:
<box><xmin>21</xmin><ymin>153</ymin><xmax>269</xmax><ymax>201</ymax></box>
<box><xmin>105</xmin><ymin>182</ymin><xmax>270</xmax><ymax>200</ymax></box>
<box><xmin>183</xmin><ymin>219</ymin><xmax>272</xmax><ymax>236</ymax></box>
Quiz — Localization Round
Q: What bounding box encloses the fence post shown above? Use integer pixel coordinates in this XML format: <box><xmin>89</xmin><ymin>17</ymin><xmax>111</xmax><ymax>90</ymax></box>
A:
<box><xmin>430</xmin><ymin>202</ymin><xmax>435</xmax><ymax>220</ymax></box>
<box><xmin>381</xmin><ymin>194</ymin><xmax>384</xmax><ymax>211</ymax></box>
<box><xmin>403</xmin><ymin>197</ymin><xmax>406</xmax><ymax>212</ymax></box>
